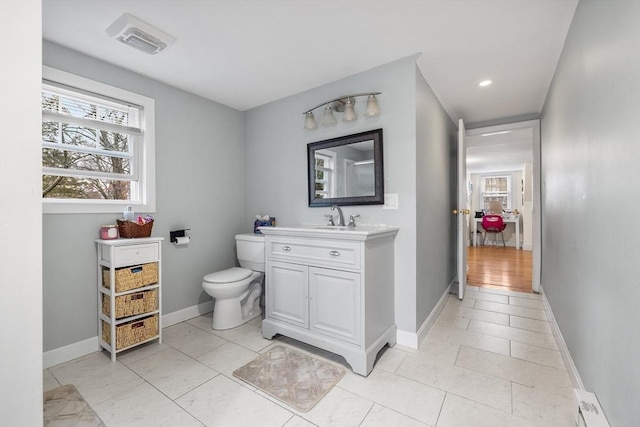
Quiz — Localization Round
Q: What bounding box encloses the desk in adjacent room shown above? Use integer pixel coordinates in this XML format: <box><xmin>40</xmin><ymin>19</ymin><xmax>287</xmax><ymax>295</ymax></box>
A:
<box><xmin>473</xmin><ymin>216</ymin><xmax>521</xmax><ymax>249</ymax></box>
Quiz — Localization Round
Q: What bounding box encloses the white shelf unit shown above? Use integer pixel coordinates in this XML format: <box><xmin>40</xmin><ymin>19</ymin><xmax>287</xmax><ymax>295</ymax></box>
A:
<box><xmin>96</xmin><ymin>237</ymin><xmax>163</xmax><ymax>361</ymax></box>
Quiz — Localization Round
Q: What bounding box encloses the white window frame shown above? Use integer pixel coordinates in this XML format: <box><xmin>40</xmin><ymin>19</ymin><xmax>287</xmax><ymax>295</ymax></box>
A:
<box><xmin>480</xmin><ymin>174</ymin><xmax>512</xmax><ymax>211</ymax></box>
<box><xmin>42</xmin><ymin>66</ymin><xmax>155</xmax><ymax>214</ymax></box>
<box><xmin>314</xmin><ymin>151</ymin><xmax>336</xmax><ymax>199</ymax></box>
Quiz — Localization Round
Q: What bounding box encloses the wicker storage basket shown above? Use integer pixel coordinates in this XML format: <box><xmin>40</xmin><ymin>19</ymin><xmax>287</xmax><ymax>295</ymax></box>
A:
<box><xmin>102</xmin><ymin>289</ymin><xmax>158</xmax><ymax>319</ymax></box>
<box><xmin>102</xmin><ymin>263</ymin><xmax>158</xmax><ymax>292</ymax></box>
<box><xmin>117</xmin><ymin>219</ymin><xmax>153</xmax><ymax>238</ymax></box>
<box><xmin>102</xmin><ymin>314</ymin><xmax>159</xmax><ymax>350</ymax></box>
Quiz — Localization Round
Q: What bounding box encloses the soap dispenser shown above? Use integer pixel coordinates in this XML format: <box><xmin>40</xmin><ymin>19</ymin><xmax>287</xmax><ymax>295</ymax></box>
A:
<box><xmin>123</xmin><ymin>206</ymin><xmax>135</xmax><ymax>221</ymax></box>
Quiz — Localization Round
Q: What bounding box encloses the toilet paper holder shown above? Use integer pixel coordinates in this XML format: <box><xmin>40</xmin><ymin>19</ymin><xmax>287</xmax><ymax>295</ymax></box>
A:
<box><xmin>170</xmin><ymin>229</ymin><xmax>190</xmax><ymax>244</ymax></box>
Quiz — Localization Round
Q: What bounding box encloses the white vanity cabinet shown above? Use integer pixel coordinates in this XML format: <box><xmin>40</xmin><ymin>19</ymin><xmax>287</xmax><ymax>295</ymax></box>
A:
<box><xmin>96</xmin><ymin>237</ymin><xmax>163</xmax><ymax>361</ymax></box>
<box><xmin>260</xmin><ymin>226</ymin><xmax>398</xmax><ymax>376</ymax></box>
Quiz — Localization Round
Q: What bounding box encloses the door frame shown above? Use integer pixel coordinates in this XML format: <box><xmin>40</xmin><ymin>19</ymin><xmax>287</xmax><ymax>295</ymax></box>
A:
<box><xmin>465</xmin><ymin>119</ymin><xmax>541</xmax><ymax>293</ymax></box>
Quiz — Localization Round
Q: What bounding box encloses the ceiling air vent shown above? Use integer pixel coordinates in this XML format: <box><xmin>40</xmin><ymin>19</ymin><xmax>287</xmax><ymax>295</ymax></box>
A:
<box><xmin>106</xmin><ymin>13</ymin><xmax>175</xmax><ymax>55</ymax></box>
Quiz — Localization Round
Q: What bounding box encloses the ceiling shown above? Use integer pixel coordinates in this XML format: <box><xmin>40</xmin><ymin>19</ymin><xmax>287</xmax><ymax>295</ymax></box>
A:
<box><xmin>466</xmin><ymin>127</ymin><xmax>534</xmax><ymax>174</ymax></box>
<box><xmin>42</xmin><ymin>0</ymin><xmax>577</xmax><ymax>125</ymax></box>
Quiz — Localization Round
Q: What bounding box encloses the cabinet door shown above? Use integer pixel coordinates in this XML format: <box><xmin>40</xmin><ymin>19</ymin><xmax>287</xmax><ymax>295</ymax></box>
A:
<box><xmin>309</xmin><ymin>267</ymin><xmax>360</xmax><ymax>344</ymax></box>
<box><xmin>266</xmin><ymin>261</ymin><xmax>309</xmax><ymax>328</ymax></box>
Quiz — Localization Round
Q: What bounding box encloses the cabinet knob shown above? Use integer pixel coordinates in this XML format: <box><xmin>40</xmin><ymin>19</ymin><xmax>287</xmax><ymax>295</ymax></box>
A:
<box><xmin>329</xmin><ymin>250</ymin><xmax>340</xmax><ymax>257</ymax></box>
<box><xmin>282</xmin><ymin>246</ymin><xmax>291</xmax><ymax>251</ymax></box>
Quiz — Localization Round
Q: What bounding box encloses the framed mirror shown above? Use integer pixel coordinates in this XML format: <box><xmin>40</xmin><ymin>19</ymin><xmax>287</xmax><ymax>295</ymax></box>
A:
<box><xmin>308</xmin><ymin>128</ymin><xmax>384</xmax><ymax>207</ymax></box>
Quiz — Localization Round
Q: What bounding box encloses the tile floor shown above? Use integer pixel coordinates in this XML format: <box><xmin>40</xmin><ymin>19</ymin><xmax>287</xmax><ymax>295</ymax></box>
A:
<box><xmin>44</xmin><ymin>286</ymin><xmax>576</xmax><ymax>426</ymax></box>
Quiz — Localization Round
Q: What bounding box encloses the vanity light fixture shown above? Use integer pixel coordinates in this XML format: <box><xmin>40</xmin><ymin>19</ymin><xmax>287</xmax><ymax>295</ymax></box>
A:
<box><xmin>303</xmin><ymin>92</ymin><xmax>381</xmax><ymax>130</ymax></box>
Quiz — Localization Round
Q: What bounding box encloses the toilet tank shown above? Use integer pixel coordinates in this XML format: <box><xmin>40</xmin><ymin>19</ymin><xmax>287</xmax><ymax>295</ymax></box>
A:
<box><xmin>235</xmin><ymin>233</ymin><xmax>265</xmax><ymax>272</ymax></box>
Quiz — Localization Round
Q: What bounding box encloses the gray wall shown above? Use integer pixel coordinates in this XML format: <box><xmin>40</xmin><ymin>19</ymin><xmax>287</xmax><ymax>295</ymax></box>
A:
<box><xmin>42</xmin><ymin>42</ymin><xmax>245</xmax><ymax>351</ymax></box>
<box><xmin>540</xmin><ymin>1</ymin><xmax>640</xmax><ymax>425</ymax></box>
<box><xmin>415</xmin><ymin>66</ymin><xmax>458</xmax><ymax>325</ymax></box>
<box><xmin>243</xmin><ymin>55</ymin><xmax>456</xmax><ymax>336</ymax></box>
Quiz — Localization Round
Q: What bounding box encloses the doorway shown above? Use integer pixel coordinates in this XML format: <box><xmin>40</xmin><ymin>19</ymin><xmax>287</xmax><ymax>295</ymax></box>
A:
<box><xmin>464</xmin><ymin>120</ymin><xmax>541</xmax><ymax>293</ymax></box>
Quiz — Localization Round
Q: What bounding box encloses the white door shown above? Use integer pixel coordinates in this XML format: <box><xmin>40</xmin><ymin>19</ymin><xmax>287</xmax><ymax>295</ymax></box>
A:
<box><xmin>455</xmin><ymin>119</ymin><xmax>469</xmax><ymax>299</ymax></box>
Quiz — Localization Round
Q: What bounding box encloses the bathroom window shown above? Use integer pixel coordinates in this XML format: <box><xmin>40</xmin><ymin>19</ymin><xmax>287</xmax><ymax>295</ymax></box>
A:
<box><xmin>314</xmin><ymin>152</ymin><xmax>335</xmax><ymax>199</ymax></box>
<box><xmin>42</xmin><ymin>66</ymin><xmax>155</xmax><ymax>213</ymax></box>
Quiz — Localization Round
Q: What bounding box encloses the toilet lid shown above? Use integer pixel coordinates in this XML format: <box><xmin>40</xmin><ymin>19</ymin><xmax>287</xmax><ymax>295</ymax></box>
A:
<box><xmin>203</xmin><ymin>267</ymin><xmax>252</xmax><ymax>283</ymax></box>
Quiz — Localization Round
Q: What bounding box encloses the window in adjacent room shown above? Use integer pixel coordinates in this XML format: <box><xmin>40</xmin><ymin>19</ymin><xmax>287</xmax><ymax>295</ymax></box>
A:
<box><xmin>314</xmin><ymin>152</ymin><xmax>335</xmax><ymax>199</ymax></box>
<box><xmin>42</xmin><ymin>66</ymin><xmax>155</xmax><ymax>213</ymax></box>
<box><xmin>481</xmin><ymin>175</ymin><xmax>511</xmax><ymax>212</ymax></box>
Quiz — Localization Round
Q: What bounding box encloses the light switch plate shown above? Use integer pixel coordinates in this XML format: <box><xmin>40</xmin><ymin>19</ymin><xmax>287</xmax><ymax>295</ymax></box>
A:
<box><xmin>383</xmin><ymin>193</ymin><xmax>398</xmax><ymax>209</ymax></box>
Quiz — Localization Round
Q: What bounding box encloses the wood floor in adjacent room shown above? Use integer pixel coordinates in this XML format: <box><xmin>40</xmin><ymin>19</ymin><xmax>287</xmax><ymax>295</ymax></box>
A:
<box><xmin>467</xmin><ymin>245</ymin><xmax>533</xmax><ymax>293</ymax></box>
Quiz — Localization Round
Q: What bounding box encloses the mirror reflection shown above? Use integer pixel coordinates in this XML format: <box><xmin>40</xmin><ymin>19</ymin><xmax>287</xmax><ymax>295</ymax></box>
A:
<box><xmin>308</xmin><ymin>129</ymin><xmax>384</xmax><ymax>207</ymax></box>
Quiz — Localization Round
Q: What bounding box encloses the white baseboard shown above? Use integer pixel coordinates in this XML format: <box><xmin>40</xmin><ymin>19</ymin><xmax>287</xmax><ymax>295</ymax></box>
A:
<box><xmin>162</xmin><ymin>301</ymin><xmax>213</xmax><ymax>328</ymax></box>
<box><xmin>522</xmin><ymin>243</ymin><xmax>533</xmax><ymax>251</ymax></box>
<box><xmin>43</xmin><ymin>336</ymin><xmax>99</xmax><ymax>369</ymax></box>
<box><xmin>43</xmin><ymin>301</ymin><xmax>214</xmax><ymax>368</ymax></box>
<box><xmin>396</xmin><ymin>283</ymin><xmax>452</xmax><ymax>349</ymax></box>
<box><xmin>540</xmin><ymin>285</ymin><xmax>585</xmax><ymax>390</ymax></box>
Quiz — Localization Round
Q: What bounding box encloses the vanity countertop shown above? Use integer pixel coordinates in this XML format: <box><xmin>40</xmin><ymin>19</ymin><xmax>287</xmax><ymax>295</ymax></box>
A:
<box><xmin>258</xmin><ymin>224</ymin><xmax>399</xmax><ymax>240</ymax></box>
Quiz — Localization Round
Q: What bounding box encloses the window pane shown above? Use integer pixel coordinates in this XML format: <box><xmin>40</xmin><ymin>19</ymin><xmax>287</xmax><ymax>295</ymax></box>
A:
<box><xmin>42</xmin><ymin>175</ymin><xmax>130</xmax><ymax>200</ymax></box>
<box><xmin>42</xmin><ymin>92</ymin><xmax>59</xmax><ymax>112</ymax></box>
<box><xmin>42</xmin><ymin>148</ymin><xmax>130</xmax><ymax>174</ymax></box>
<box><xmin>60</xmin><ymin>96</ymin><xmax>97</xmax><ymax>120</ymax></box>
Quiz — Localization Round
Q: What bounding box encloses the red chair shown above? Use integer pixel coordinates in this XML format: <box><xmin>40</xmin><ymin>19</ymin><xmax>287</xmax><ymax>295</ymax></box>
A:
<box><xmin>481</xmin><ymin>215</ymin><xmax>507</xmax><ymax>247</ymax></box>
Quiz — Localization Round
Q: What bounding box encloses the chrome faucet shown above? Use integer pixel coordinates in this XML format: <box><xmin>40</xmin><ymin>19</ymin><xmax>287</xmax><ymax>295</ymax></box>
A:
<box><xmin>331</xmin><ymin>205</ymin><xmax>345</xmax><ymax>226</ymax></box>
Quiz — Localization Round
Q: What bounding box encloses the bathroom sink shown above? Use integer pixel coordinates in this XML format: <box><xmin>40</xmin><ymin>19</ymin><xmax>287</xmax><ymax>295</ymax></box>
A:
<box><xmin>258</xmin><ymin>224</ymin><xmax>399</xmax><ymax>240</ymax></box>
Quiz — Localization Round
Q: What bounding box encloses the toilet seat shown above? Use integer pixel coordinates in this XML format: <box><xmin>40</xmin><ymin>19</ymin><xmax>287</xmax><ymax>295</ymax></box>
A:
<box><xmin>203</xmin><ymin>267</ymin><xmax>252</xmax><ymax>284</ymax></box>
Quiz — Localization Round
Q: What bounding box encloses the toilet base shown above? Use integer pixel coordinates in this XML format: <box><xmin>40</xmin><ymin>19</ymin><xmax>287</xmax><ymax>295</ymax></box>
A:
<box><xmin>210</xmin><ymin>281</ymin><xmax>262</xmax><ymax>330</ymax></box>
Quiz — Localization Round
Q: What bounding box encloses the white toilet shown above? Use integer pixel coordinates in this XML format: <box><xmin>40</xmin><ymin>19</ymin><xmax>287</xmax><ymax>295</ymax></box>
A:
<box><xmin>202</xmin><ymin>233</ymin><xmax>265</xmax><ymax>330</ymax></box>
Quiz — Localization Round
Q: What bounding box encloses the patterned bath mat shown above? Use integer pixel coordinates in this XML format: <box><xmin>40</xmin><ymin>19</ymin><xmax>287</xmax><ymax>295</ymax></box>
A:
<box><xmin>44</xmin><ymin>384</ymin><xmax>105</xmax><ymax>427</ymax></box>
<box><xmin>233</xmin><ymin>344</ymin><xmax>346</xmax><ymax>412</ymax></box>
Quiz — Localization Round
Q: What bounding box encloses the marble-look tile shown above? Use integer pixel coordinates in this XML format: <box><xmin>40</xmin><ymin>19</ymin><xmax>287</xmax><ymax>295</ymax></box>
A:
<box><xmin>361</xmin><ymin>404</ymin><xmax>431</xmax><ymax>427</ymax></box>
<box><xmin>300</xmin><ymin>386</ymin><xmax>373</xmax><ymax>427</ymax></box>
<box><xmin>479</xmin><ymin>287</ymin><xmax>542</xmax><ymax>300</ymax></box>
<box><xmin>176</xmin><ymin>375</ymin><xmax>293</xmax><ymax>427</ymax></box>
<box><xmin>116</xmin><ymin>342</ymin><xmax>171</xmax><ymax>366</ymax></box>
<box><xmin>93</xmin><ymin>382</ymin><xmax>203</xmax><ymax>426</ymax></box>
<box><xmin>472</xmin><ymin>292</ymin><xmax>509</xmax><ymax>304</ymax></box>
<box><xmin>426</xmin><ymin>325</ymin><xmax>510</xmax><ymax>357</ymax></box>
<box><xmin>440</xmin><ymin>304</ymin><xmax>510</xmax><ymax>326</ymax></box>
<box><xmin>468</xmin><ymin>320</ymin><xmax>558</xmax><ymax>350</ymax></box>
<box><xmin>49</xmin><ymin>351</ymin><xmax>143</xmax><ymax>406</ymax></box>
<box><xmin>509</xmin><ymin>296</ymin><xmax>545</xmax><ymax>309</ymax></box>
<box><xmin>432</xmin><ymin>313</ymin><xmax>470</xmax><ymax>330</ymax></box>
<box><xmin>512</xmin><ymin>383</ymin><xmax>575</xmax><ymax>427</ymax></box>
<box><xmin>43</xmin><ymin>368</ymin><xmax>60</xmax><ymax>392</ymax></box>
<box><xmin>284</xmin><ymin>415</ymin><xmax>317</xmax><ymax>427</ymax></box>
<box><xmin>169</xmin><ymin>327</ymin><xmax>227</xmax><ymax>359</ymax></box>
<box><xmin>510</xmin><ymin>341</ymin><xmax>566</xmax><ymax>370</ymax></box>
<box><xmin>196</xmin><ymin>341</ymin><xmax>260</xmax><ymax>378</ymax></box>
<box><xmin>445</xmin><ymin>295</ymin><xmax>476</xmax><ymax>307</ymax></box>
<box><xmin>185</xmin><ymin>313</ymin><xmax>214</xmax><ymax>332</ymax></box>
<box><xmin>437</xmin><ymin>393</ymin><xmax>536</xmax><ymax>427</ymax></box>
<box><xmin>474</xmin><ymin>300</ymin><xmax>547</xmax><ymax>321</ymax></box>
<box><xmin>373</xmin><ymin>346</ymin><xmax>409</xmax><ymax>373</ymax></box>
<box><xmin>509</xmin><ymin>315</ymin><xmax>552</xmax><ymax>335</ymax></box>
<box><xmin>455</xmin><ymin>346</ymin><xmax>574</xmax><ymax>398</ymax></box>
<box><xmin>465</xmin><ymin>285</ymin><xmax>480</xmax><ymax>294</ymax></box>
<box><xmin>338</xmin><ymin>369</ymin><xmax>445</xmax><ymax>426</ymax></box>
<box><xmin>396</xmin><ymin>354</ymin><xmax>512</xmax><ymax>413</ymax></box>
<box><xmin>209</xmin><ymin>323</ymin><xmax>272</xmax><ymax>352</ymax></box>
<box><xmin>128</xmin><ymin>347</ymin><xmax>218</xmax><ymax>399</ymax></box>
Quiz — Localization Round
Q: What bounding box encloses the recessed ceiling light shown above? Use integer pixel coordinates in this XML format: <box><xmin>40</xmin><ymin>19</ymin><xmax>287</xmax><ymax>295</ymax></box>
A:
<box><xmin>478</xmin><ymin>80</ymin><xmax>492</xmax><ymax>87</ymax></box>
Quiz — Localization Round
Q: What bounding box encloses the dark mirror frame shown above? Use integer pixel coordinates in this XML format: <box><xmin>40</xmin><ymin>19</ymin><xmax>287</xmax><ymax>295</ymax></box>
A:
<box><xmin>307</xmin><ymin>128</ymin><xmax>384</xmax><ymax>207</ymax></box>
